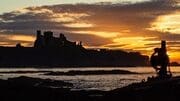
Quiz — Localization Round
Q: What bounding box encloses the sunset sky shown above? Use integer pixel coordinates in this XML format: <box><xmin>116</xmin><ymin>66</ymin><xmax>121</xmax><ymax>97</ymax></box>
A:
<box><xmin>0</xmin><ymin>0</ymin><xmax>179</xmax><ymax>63</ymax></box>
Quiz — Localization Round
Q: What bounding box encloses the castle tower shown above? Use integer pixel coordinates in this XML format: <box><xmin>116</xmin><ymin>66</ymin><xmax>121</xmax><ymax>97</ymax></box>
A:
<box><xmin>44</xmin><ymin>31</ymin><xmax>53</xmax><ymax>47</ymax></box>
<box><xmin>34</xmin><ymin>30</ymin><xmax>44</xmax><ymax>48</ymax></box>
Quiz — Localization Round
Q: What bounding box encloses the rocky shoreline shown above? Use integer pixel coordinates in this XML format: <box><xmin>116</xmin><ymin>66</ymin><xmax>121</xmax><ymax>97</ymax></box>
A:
<box><xmin>0</xmin><ymin>69</ymin><xmax>138</xmax><ymax>75</ymax></box>
<box><xmin>0</xmin><ymin>76</ymin><xmax>180</xmax><ymax>101</ymax></box>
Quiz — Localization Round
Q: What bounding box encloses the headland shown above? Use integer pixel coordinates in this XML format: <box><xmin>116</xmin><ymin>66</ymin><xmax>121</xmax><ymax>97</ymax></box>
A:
<box><xmin>0</xmin><ymin>30</ymin><xmax>149</xmax><ymax>67</ymax></box>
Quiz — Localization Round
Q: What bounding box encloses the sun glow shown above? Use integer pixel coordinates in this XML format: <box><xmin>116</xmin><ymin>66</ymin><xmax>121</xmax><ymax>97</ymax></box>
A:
<box><xmin>149</xmin><ymin>11</ymin><xmax>180</xmax><ymax>34</ymax></box>
<box><xmin>73</xmin><ymin>31</ymin><xmax>120</xmax><ymax>38</ymax></box>
<box><xmin>63</xmin><ymin>23</ymin><xmax>93</xmax><ymax>28</ymax></box>
<box><xmin>113</xmin><ymin>37</ymin><xmax>158</xmax><ymax>49</ymax></box>
<box><xmin>9</xmin><ymin>35</ymin><xmax>35</xmax><ymax>42</ymax></box>
<box><xmin>0</xmin><ymin>34</ymin><xmax>35</xmax><ymax>47</ymax></box>
<box><xmin>168</xmin><ymin>51</ymin><xmax>180</xmax><ymax>62</ymax></box>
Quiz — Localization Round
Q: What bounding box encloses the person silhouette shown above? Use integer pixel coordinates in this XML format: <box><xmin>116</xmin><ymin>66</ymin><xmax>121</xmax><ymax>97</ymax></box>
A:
<box><xmin>150</xmin><ymin>40</ymin><xmax>172</xmax><ymax>79</ymax></box>
<box><xmin>150</xmin><ymin>48</ymin><xmax>160</xmax><ymax>72</ymax></box>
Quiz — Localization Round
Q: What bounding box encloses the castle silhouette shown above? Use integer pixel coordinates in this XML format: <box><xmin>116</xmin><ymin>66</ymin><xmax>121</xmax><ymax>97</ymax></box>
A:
<box><xmin>34</xmin><ymin>30</ymin><xmax>82</xmax><ymax>48</ymax></box>
<box><xmin>0</xmin><ymin>30</ymin><xmax>149</xmax><ymax>67</ymax></box>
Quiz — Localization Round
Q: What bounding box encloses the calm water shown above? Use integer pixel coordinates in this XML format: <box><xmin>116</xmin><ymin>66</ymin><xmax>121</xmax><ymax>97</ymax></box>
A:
<box><xmin>0</xmin><ymin>67</ymin><xmax>180</xmax><ymax>91</ymax></box>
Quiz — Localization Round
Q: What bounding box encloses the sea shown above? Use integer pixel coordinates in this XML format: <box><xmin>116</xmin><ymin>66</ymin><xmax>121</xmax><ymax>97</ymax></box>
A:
<box><xmin>0</xmin><ymin>67</ymin><xmax>180</xmax><ymax>91</ymax></box>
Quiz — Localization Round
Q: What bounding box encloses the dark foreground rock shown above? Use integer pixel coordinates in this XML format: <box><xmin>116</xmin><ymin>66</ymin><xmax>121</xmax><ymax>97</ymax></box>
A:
<box><xmin>102</xmin><ymin>76</ymin><xmax>180</xmax><ymax>101</ymax></box>
<box><xmin>0</xmin><ymin>76</ymin><xmax>105</xmax><ymax>101</ymax></box>
<box><xmin>0</xmin><ymin>70</ymin><xmax>50</xmax><ymax>74</ymax></box>
<box><xmin>1</xmin><ymin>76</ymin><xmax>180</xmax><ymax>101</ymax></box>
<box><xmin>45</xmin><ymin>70</ymin><xmax>138</xmax><ymax>76</ymax></box>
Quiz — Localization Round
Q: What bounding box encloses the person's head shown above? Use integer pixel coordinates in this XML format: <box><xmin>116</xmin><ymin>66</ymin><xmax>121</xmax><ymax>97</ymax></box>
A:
<box><xmin>154</xmin><ymin>48</ymin><xmax>159</xmax><ymax>53</ymax></box>
<box><xmin>161</xmin><ymin>40</ymin><xmax>166</xmax><ymax>48</ymax></box>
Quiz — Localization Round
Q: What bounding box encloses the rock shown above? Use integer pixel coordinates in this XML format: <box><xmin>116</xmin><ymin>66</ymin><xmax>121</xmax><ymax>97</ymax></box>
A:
<box><xmin>7</xmin><ymin>76</ymin><xmax>73</xmax><ymax>88</ymax></box>
<box><xmin>102</xmin><ymin>76</ymin><xmax>180</xmax><ymax>101</ymax></box>
<box><xmin>45</xmin><ymin>70</ymin><xmax>138</xmax><ymax>76</ymax></box>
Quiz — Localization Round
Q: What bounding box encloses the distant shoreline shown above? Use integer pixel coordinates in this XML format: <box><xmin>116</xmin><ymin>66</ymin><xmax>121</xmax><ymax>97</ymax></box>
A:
<box><xmin>0</xmin><ymin>31</ymin><xmax>150</xmax><ymax>67</ymax></box>
<box><xmin>0</xmin><ymin>65</ymin><xmax>179</xmax><ymax>68</ymax></box>
<box><xmin>0</xmin><ymin>69</ymin><xmax>139</xmax><ymax>75</ymax></box>
<box><xmin>0</xmin><ymin>65</ymin><xmax>139</xmax><ymax>68</ymax></box>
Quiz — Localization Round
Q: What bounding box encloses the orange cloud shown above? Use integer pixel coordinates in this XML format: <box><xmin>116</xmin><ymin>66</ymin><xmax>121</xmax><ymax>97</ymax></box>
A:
<box><xmin>148</xmin><ymin>11</ymin><xmax>180</xmax><ymax>34</ymax></box>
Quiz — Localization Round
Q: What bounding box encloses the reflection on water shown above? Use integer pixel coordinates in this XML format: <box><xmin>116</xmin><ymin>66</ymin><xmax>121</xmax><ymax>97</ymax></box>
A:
<box><xmin>0</xmin><ymin>67</ymin><xmax>180</xmax><ymax>91</ymax></box>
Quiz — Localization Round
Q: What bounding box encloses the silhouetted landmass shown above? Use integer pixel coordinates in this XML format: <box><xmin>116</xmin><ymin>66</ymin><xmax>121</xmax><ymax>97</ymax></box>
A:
<box><xmin>0</xmin><ymin>69</ymin><xmax>138</xmax><ymax>75</ymax></box>
<box><xmin>44</xmin><ymin>70</ymin><xmax>138</xmax><ymax>76</ymax></box>
<box><xmin>5</xmin><ymin>76</ymin><xmax>73</xmax><ymax>88</ymax></box>
<box><xmin>0</xmin><ymin>30</ymin><xmax>149</xmax><ymax>67</ymax></box>
<box><xmin>0</xmin><ymin>70</ymin><xmax>50</xmax><ymax>74</ymax></box>
<box><xmin>170</xmin><ymin>62</ymin><xmax>180</xmax><ymax>66</ymax></box>
<box><xmin>1</xmin><ymin>76</ymin><xmax>180</xmax><ymax>101</ymax></box>
<box><xmin>0</xmin><ymin>76</ymin><xmax>105</xmax><ymax>101</ymax></box>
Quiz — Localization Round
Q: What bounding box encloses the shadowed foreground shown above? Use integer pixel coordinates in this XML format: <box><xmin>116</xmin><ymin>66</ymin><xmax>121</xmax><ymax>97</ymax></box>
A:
<box><xmin>0</xmin><ymin>76</ymin><xmax>180</xmax><ymax>101</ymax></box>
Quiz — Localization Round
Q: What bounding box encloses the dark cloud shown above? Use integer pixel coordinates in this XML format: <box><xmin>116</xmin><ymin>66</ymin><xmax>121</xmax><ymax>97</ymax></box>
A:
<box><xmin>0</xmin><ymin>0</ymin><xmax>178</xmax><ymax>34</ymax></box>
